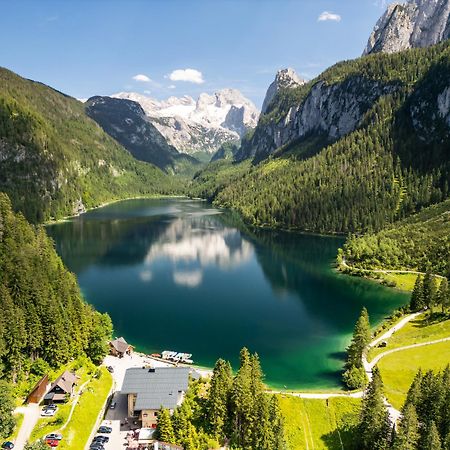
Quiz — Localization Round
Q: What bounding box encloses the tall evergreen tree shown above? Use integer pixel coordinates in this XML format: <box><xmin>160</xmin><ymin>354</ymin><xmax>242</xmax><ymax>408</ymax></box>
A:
<box><xmin>410</xmin><ymin>275</ymin><xmax>424</xmax><ymax>312</ymax></box>
<box><xmin>393</xmin><ymin>403</ymin><xmax>420</xmax><ymax>450</ymax></box>
<box><xmin>422</xmin><ymin>421</ymin><xmax>442</xmax><ymax>450</ymax></box>
<box><xmin>437</xmin><ymin>278</ymin><xmax>449</xmax><ymax>313</ymax></box>
<box><xmin>0</xmin><ymin>380</ymin><xmax>15</xmax><ymax>438</ymax></box>
<box><xmin>156</xmin><ymin>407</ymin><xmax>175</xmax><ymax>444</ymax></box>
<box><xmin>207</xmin><ymin>358</ymin><xmax>232</xmax><ymax>441</ymax></box>
<box><xmin>359</xmin><ymin>367</ymin><xmax>391</xmax><ymax>450</ymax></box>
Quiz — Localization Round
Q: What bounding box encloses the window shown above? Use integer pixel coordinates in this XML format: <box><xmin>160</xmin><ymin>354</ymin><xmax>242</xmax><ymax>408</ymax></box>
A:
<box><xmin>154</xmin><ymin>412</ymin><xmax>158</xmax><ymax>416</ymax></box>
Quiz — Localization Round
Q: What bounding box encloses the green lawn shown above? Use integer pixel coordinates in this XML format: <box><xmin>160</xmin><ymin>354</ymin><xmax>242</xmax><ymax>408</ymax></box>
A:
<box><xmin>278</xmin><ymin>395</ymin><xmax>361</xmax><ymax>450</ymax></box>
<box><xmin>57</xmin><ymin>368</ymin><xmax>112</xmax><ymax>450</ymax></box>
<box><xmin>377</xmin><ymin>272</ymin><xmax>418</xmax><ymax>291</ymax></box>
<box><xmin>369</xmin><ymin>313</ymin><xmax>450</xmax><ymax>361</ymax></box>
<box><xmin>378</xmin><ymin>340</ymin><xmax>450</xmax><ymax>410</ymax></box>
<box><xmin>29</xmin><ymin>360</ymin><xmax>112</xmax><ymax>449</ymax></box>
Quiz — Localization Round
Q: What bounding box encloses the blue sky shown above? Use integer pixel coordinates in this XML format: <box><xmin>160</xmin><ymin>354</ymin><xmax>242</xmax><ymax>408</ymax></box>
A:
<box><xmin>0</xmin><ymin>0</ymin><xmax>392</xmax><ymax>108</ymax></box>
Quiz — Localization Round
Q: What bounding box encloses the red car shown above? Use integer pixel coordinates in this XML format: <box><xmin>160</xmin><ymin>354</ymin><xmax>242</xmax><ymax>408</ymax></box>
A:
<box><xmin>46</xmin><ymin>439</ymin><xmax>59</xmax><ymax>448</ymax></box>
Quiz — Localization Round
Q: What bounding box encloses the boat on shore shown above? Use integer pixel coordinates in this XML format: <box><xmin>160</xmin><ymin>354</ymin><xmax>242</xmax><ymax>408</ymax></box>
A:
<box><xmin>161</xmin><ymin>350</ymin><xmax>193</xmax><ymax>364</ymax></box>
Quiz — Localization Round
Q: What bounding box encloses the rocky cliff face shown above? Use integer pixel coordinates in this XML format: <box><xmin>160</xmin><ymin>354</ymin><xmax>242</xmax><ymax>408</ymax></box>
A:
<box><xmin>261</xmin><ymin>68</ymin><xmax>306</xmax><ymax>114</ymax></box>
<box><xmin>237</xmin><ymin>76</ymin><xmax>399</xmax><ymax>162</ymax></box>
<box><xmin>85</xmin><ymin>96</ymin><xmax>198</xmax><ymax>172</ymax></box>
<box><xmin>364</xmin><ymin>0</ymin><xmax>450</xmax><ymax>55</ymax></box>
<box><xmin>113</xmin><ymin>89</ymin><xmax>259</xmax><ymax>155</ymax></box>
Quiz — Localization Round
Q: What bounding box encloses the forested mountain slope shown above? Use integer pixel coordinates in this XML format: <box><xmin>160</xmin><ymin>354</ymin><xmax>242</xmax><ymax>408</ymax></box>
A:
<box><xmin>0</xmin><ymin>67</ymin><xmax>178</xmax><ymax>223</ymax></box>
<box><xmin>85</xmin><ymin>96</ymin><xmax>201</xmax><ymax>174</ymax></box>
<box><xmin>0</xmin><ymin>193</ymin><xmax>112</xmax><ymax>381</ymax></box>
<box><xmin>191</xmin><ymin>42</ymin><xmax>450</xmax><ymax>234</ymax></box>
<box><xmin>339</xmin><ymin>198</ymin><xmax>450</xmax><ymax>277</ymax></box>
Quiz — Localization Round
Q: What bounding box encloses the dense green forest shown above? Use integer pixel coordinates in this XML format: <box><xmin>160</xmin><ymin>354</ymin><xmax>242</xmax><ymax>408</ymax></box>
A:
<box><xmin>0</xmin><ymin>193</ymin><xmax>112</xmax><ymax>383</ymax></box>
<box><xmin>190</xmin><ymin>42</ymin><xmax>449</xmax><ymax>235</ymax></box>
<box><xmin>0</xmin><ymin>67</ymin><xmax>180</xmax><ymax>223</ymax></box>
<box><xmin>156</xmin><ymin>348</ymin><xmax>286</xmax><ymax>450</ymax></box>
<box><xmin>340</xmin><ymin>199</ymin><xmax>450</xmax><ymax>277</ymax></box>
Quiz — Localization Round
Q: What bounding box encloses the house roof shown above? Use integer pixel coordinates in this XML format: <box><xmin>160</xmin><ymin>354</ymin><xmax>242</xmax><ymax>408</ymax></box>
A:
<box><xmin>121</xmin><ymin>367</ymin><xmax>196</xmax><ymax>411</ymax></box>
<box><xmin>110</xmin><ymin>336</ymin><xmax>131</xmax><ymax>354</ymax></box>
<box><xmin>50</xmin><ymin>370</ymin><xmax>78</xmax><ymax>394</ymax></box>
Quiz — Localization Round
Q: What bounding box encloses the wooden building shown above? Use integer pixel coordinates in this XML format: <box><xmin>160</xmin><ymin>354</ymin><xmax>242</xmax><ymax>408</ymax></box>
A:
<box><xmin>109</xmin><ymin>336</ymin><xmax>133</xmax><ymax>357</ymax></box>
<box><xmin>26</xmin><ymin>374</ymin><xmax>49</xmax><ymax>404</ymax></box>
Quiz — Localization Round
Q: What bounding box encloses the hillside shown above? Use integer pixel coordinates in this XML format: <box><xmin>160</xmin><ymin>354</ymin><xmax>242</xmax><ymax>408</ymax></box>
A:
<box><xmin>340</xmin><ymin>198</ymin><xmax>450</xmax><ymax>277</ymax></box>
<box><xmin>190</xmin><ymin>42</ymin><xmax>450</xmax><ymax>234</ymax></box>
<box><xmin>0</xmin><ymin>192</ymin><xmax>112</xmax><ymax>380</ymax></box>
<box><xmin>85</xmin><ymin>96</ymin><xmax>200</xmax><ymax>174</ymax></box>
<box><xmin>0</xmin><ymin>67</ymin><xmax>178</xmax><ymax>223</ymax></box>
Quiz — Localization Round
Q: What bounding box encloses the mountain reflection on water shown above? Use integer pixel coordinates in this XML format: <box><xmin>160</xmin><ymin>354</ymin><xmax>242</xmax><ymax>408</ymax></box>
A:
<box><xmin>46</xmin><ymin>198</ymin><xmax>408</xmax><ymax>389</ymax></box>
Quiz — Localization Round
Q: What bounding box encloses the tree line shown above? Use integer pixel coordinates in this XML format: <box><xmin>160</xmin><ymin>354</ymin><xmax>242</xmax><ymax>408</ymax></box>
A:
<box><xmin>156</xmin><ymin>348</ymin><xmax>286</xmax><ymax>450</ymax></box>
<box><xmin>0</xmin><ymin>192</ymin><xmax>113</xmax><ymax>439</ymax></box>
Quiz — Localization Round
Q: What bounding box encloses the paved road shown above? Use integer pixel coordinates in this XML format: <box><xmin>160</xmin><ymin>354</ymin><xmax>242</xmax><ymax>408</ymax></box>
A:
<box><xmin>13</xmin><ymin>404</ymin><xmax>40</xmax><ymax>450</ymax></box>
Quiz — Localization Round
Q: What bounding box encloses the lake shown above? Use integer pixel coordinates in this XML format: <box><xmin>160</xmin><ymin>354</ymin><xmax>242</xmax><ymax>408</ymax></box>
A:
<box><xmin>46</xmin><ymin>198</ymin><xmax>409</xmax><ymax>390</ymax></box>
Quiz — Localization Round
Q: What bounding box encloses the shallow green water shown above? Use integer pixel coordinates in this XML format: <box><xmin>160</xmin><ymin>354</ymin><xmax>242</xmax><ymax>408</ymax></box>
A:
<box><xmin>46</xmin><ymin>198</ymin><xmax>408</xmax><ymax>390</ymax></box>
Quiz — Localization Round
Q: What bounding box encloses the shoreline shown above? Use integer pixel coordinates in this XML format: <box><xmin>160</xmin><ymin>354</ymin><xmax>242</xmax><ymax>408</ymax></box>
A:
<box><xmin>43</xmin><ymin>194</ymin><xmax>189</xmax><ymax>226</ymax></box>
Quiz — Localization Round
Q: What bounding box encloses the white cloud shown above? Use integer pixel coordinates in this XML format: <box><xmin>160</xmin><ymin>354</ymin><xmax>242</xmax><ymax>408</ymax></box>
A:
<box><xmin>132</xmin><ymin>74</ymin><xmax>151</xmax><ymax>82</ymax></box>
<box><xmin>318</xmin><ymin>11</ymin><xmax>341</xmax><ymax>22</ymax></box>
<box><xmin>168</xmin><ymin>84</ymin><xmax>176</xmax><ymax>89</ymax></box>
<box><xmin>168</xmin><ymin>68</ymin><xmax>204</xmax><ymax>84</ymax></box>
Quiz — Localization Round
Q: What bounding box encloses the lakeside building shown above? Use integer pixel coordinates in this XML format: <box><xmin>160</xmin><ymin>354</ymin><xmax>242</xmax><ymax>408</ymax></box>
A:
<box><xmin>121</xmin><ymin>367</ymin><xmax>199</xmax><ymax>428</ymax></box>
<box><xmin>109</xmin><ymin>336</ymin><xmax>134</xmax><ymax>358</ymax></box>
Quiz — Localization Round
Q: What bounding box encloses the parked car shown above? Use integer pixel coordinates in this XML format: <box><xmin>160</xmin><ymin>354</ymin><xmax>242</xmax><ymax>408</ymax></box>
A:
<box><xmin>41</xmin><ymin>408</ymin><xmax>57</xmax><ymax>417</ymax></box>
<box><xmin>45</xmin><ymin>439</ymin><xmax>59</xmax><ymax>448</ymax></box>
<box><xmin>45</xmin><ymin>434</ymin><xmax>63</xmax><ymax>441</ymax></box>
<box><xmin>45</xmin><ymin>404</ymin><xmax>57</xmax><ymax>410</ymax></box>
<box><xmin>97</xmin><ymin>426</ymin><xmax>112</xmax><ymax>434</ymax></box>
<box><xmin>1</xmin><ymin>442</ymin><xmax>14</xmax><ymax>449</ymax></box>
<box><xmin>106</xmin><ymin>366</ymin><xmax>114</xmax><ymax>373</ymax></box>
<box><xmin>109</xmin><ymin>401</ymin><xmax>117</xmax><ymax>409</ymax></box>
<box><xmin>93</xmin><ymin>436</ymin><xmax>109</xmax><ymax>443</ymax></box>
<box><xmin>89</xmin><ymin>444</ymin><xmax>104</xmax><ymax>450</ymax></box>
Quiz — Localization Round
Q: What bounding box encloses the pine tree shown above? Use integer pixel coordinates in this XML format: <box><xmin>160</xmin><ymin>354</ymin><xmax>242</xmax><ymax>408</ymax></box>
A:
<box><xmin>269</xmin><ymin>395</ymin><xmax>287</xmax><ymax>450</ymax></box>
<box><xmin>441</xmin><ymin>365</ymin><xmax>450</xmax><ymax>443</ymax></box>
<box><xmin>410</xmin><ymin>275</ymin><xmax>424</xmax><ymax>311</ymax></box>
<box><xmin>422</xmin><ymin>421</ymin><xmax>442</xmax><ymax>450</ymax></box>
<box><xmin>343</xmin><ymin>308</ymin><xmax>371</xmax><ymax>388</ymax></box>
<box><xmin>0</xmin><ymin>380</ymin><xmax>15</xmax><ymax>438</ymax></box>
<box><xmin>403</xmin><ymin>369</ymin><xmax>423</xmax><ymax>410</ymax></box>
<box><xmin>156</xmin><ymin>407</ymin><xmax>175</xmax><ymax>444</ymax></box>
<box><xmin>207</xmin><ymin>358</ymin><xmax>232</xmax><ymax>441</ymax></box>
<box><xmin>359</xmin><ymin>367</ymin><xmax>391</xmax><ymax>450</ymax></box>
<box><xmin>393</xmin><ymin>403</ymin><xmax>420</xmax><ymax>449</ymax></box>
<box><xmin>437</xmin><ymin>278</ymin><xmax>449</xmax><ymax>313</ymax></box>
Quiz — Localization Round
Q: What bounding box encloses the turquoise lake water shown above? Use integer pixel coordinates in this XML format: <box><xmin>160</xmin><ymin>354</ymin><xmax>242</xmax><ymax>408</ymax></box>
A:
<box><xmin>46</xmin><ymin>198</ymin><xmax>409</xmax><ymax>390</ymax></box>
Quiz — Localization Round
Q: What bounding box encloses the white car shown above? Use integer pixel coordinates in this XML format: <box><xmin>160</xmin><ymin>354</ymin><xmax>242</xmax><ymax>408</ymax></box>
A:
<box><xmin>41</xmin><ymin>407</ymin><xmax>57</xmax><ymax>417</ymax></box>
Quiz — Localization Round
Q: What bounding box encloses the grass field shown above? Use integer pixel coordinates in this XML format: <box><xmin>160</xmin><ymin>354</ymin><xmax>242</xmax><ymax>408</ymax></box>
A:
<box><xmin>278</xmin><ymin>395</ymin><xmax>361</xmax><ymax>450</ymax></box>
<box><xmin>29</xmin><ymin>359</ymin><xmax>112</xmax><ymax>448</ymax></box>
<box><xmin>369</xmin><ymin>313</ymin><xmax>450</xmax><ymax>361</ymax></box>
<box><xmin>378</xmin><ymin>340</ymin><xmax>450</xmax><ymax>410</ymax></box>
<box><xmin>377</xmin><ymin>272</ymin><xmax>418</xmax><ymax>291</ymax></box>
<box><xmin>57</xmin><ymin>367</ymin><xmax>112</xmax><ymax>450</ymax></box>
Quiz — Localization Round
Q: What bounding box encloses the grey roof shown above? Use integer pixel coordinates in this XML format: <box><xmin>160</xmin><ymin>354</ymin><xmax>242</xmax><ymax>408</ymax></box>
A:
<box><xmin>110</xmin><ymin>337</ymin><xmax>131</xmax><ymax>354</ymax></box>
<box><xmin>121</xmin><ymin>367</ymin><xmax>192</xmax><ymax>410</ymax></box>
<box><xmin>49</xmin><ymin>370</ymin><xmax>78</xmax><ymax>394</ymax></box>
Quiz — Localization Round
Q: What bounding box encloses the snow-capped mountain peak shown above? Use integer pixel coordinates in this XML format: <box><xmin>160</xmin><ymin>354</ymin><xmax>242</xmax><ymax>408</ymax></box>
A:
<box><xmin>112</xmin><ymin>89</ymin><xmax>259</xmax><ymax>154</ymax></box>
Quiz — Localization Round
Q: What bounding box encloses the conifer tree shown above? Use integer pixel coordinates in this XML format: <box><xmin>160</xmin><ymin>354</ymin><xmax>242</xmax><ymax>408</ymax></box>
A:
<box><xmin>156</xmin><ymin>407</ymin><xmax>175</xmax><ymax>444</ymax></box>
<box><xmin>422</xmin><ymin>421</ymin><xmax>442</xmax><ymax>450</ymax></box>
<box><xmin>207</xmin><ymin>358</ymin><xmax>232</xmax><ymax>441</ymax></box>
<box><xmin>269</xmin><ymin>395</ymin><xmax>287</xmax><ymax>450</ymax></box>
<box><xmin>393</xmin><ymin>403</ymin><xmax>420</xmax><ymax>450</ymax></box>
<box><xmin>359</xmin><ymin>367</ymin><xmax>391</xmax><ymax>450</ymax></box>
<box><xmin>343</xmin><ymin>308</ymin><xmax>371</xmax><ymax>388</ymax></box>
<box><xmin>0</xmin><ymin>380</ymin><xmax>15</xmax><ymax>438</ymax></box>
<box><xmin>410</xmin><ymin>275</ymin><xmax>424</xmax><ymax>311</ymax></box>
<box><xmin>437</xmin><ymin>278</ymin><xmax>449</xmax><ymax>313</ymax></box>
